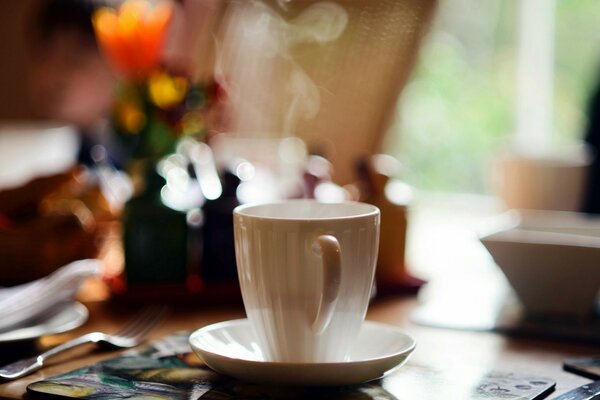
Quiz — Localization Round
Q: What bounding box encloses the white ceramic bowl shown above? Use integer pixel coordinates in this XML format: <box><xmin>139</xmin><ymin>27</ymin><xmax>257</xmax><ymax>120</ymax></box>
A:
<box><xmin>480</xmin><ymin>210</ymin><xmax>600</xmax><ymax>320</ymax></box>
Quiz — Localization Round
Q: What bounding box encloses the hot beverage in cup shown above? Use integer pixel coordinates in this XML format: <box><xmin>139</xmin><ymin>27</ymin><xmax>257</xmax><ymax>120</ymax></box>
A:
<box><xmin>233</xmin><ymin>200</ymin><xmax>380</xmax><ymax>363</ymax></box>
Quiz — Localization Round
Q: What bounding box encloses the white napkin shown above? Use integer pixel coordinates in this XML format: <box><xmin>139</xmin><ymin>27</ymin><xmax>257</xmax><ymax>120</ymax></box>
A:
<box><xmin>0</xmin><ymin>259</ymin><xmax>102</xmax><ymax>332</ymax></box>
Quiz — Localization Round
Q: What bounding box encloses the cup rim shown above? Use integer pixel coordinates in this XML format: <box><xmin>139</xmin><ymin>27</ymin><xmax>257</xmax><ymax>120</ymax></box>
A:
<box><xmin>234</xmin><ymin>200</ymin><xmax>379</xmax><ymax>221</ymax></box>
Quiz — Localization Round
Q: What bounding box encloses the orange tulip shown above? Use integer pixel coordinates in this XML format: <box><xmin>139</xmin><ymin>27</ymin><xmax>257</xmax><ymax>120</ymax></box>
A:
<box><xmin>93</xmin><ymin>0</ymin><xmax>174</xmax><ymax>79</ymax></box>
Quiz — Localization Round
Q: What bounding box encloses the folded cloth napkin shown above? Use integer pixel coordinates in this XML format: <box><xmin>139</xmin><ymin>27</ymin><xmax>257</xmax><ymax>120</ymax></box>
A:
<box><xmin>0</xmin><ymin>259</ymin><xmax>102</xmax><ymax>332</ymax></box>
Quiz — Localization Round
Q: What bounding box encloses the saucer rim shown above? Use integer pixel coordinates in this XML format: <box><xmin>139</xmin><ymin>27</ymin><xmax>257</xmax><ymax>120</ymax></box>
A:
<box><xmin>0</xmin><ymin>302</ymin><xmax>88</xmax><ymax>343</ymax></box>
<box><xmin>189</xmin><ymin>318</ymin><xmax>416</xmax><ymax>366</ymax></box>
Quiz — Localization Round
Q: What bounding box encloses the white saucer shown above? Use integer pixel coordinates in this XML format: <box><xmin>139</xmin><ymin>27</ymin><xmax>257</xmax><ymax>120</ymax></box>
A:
<box><xmin>0</xmin><ymin>302</ymin><xmax>88</xmax><ymax>343</ymax></box>
<box><xmin>189</xmin><ymin>319</ymin><xmax>416</xmax><ymax>386</ymax></box>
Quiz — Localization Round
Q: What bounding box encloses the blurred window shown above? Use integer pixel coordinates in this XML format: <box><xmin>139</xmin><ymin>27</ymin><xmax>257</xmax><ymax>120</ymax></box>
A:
<box><xmin>386</xmin><ymin>0</ymin><xmax>600</xmax><ymax>193</ymax></box>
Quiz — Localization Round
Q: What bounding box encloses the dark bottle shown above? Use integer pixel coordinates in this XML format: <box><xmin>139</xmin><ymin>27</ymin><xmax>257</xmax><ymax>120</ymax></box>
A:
<box><xmin>123</xmin><ymin>161</ymin><xmax>188</xmax><ymax>284</ymax></box>
<box><xmin>201</xmin><ymin>170</ymin><xmax>240</xmax><ymax>283</ymax></box>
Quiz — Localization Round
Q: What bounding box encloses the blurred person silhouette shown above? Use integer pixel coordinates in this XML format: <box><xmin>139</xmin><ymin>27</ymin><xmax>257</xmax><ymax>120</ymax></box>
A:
<box><xmin>0</xmin><ymin>0</ymin><xmax>117</xmax><ymax>284</ymax></box>
<box><xmin>582</xmin><ymin>70</ymin><xmax>600</xmax><ymax>214</ymax></box>
<box><xmin>28</xmin><ymin>0</ymin><xmax>122</xmax><ymax>168</ymax></box>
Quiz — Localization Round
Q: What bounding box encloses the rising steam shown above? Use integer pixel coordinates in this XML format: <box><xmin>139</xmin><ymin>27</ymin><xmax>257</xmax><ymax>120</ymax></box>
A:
<box><xmin>215</xmin><ymin>1</ymin><xmax>348</xmax><ymax>137</ymax></box>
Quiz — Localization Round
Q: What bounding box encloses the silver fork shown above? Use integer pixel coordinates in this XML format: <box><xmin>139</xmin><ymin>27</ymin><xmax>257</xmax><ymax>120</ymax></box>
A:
<box><xmin>0</xmin><ymin>305</ymin><xmax>166</xmax><ymax>381</ymax></box>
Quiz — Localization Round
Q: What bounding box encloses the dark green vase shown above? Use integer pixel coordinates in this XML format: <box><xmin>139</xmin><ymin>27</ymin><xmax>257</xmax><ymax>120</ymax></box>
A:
<box><xmin>123</xmin><ymin>160</ymin><xmax>188</xmax><ymax>284</ymax></box>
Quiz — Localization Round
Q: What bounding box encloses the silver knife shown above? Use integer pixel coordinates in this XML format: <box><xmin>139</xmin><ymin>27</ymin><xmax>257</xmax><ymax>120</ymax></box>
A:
<box><xmin>551</xmin><ymin>380</ymin><xmax>600</xmax><ymax>400</ymax></box>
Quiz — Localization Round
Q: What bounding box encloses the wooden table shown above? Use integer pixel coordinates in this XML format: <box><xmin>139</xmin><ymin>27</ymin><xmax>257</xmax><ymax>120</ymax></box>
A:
<box><xmin>1</xmin><ymin>198</ymin><xmax>597</xmax><ymax>398</ymax></box>
<box><xmin>0</xmin><ymin>293</ymin><xmax>596</xmax><ymax>399</ymax></box>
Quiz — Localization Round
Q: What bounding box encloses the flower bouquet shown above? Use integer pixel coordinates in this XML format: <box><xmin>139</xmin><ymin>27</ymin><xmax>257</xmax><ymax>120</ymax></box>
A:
<box><xmin>93</xmin><ymin>0</ymin><xmax>220</xmax><ymax>161</ymax></box>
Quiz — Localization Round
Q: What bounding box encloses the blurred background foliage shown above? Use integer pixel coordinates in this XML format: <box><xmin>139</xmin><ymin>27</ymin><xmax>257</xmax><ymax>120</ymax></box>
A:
<box><xmin>386</xmin><ymin>0</ymin><xmax>600</xmax><ymax>193</ymax></box>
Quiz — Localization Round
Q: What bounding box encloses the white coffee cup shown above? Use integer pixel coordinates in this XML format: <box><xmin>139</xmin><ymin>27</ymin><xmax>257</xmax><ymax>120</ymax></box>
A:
<box><xmin>233</xmin><ymin>200</ymin><xmax>380</xmax><ymax>363</ymax></box>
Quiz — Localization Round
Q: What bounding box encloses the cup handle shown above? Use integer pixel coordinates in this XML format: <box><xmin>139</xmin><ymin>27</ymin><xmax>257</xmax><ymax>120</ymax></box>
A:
<box><xmin>311</xmin><ymin>235</ymin><xmax>341</xmax><ymax>334</ymax></box>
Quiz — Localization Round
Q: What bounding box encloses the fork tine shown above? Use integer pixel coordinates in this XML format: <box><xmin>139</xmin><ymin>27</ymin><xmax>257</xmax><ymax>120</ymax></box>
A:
<box><xmin>128</xmin><ymin>308</ymin><xmax>167</xmax><ymax>342</ymax></box>
<box><xmin>115</xmin><ymin>306</ymin><xmax>167</xmax><ymax>340</ymax></box>
<box><xmin>115</xmin><ymin>307</ymin><xmax>155</xmax><ymax>337</ymax></box>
